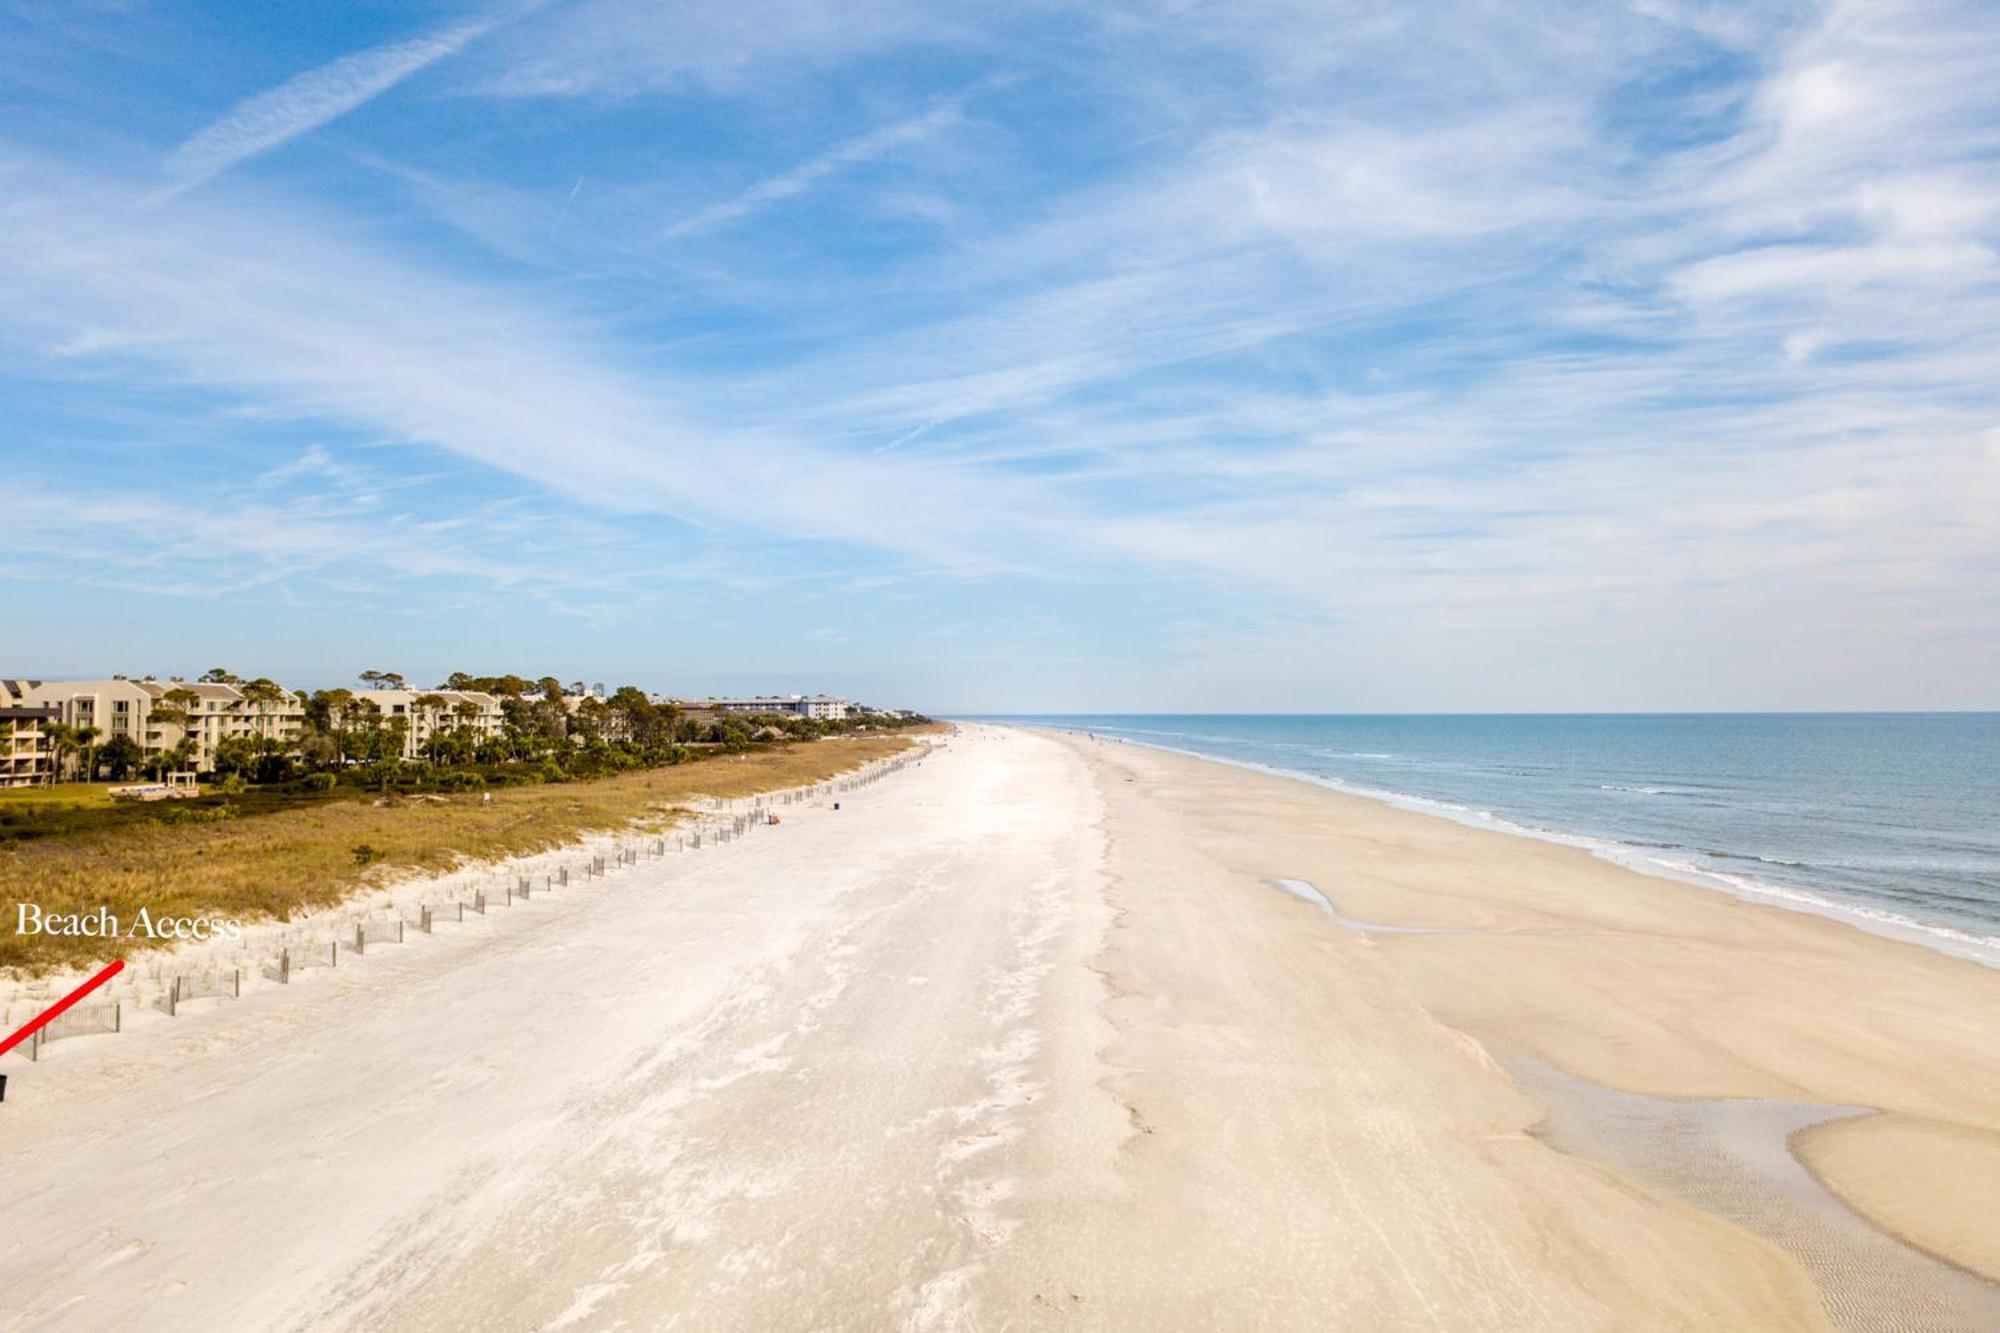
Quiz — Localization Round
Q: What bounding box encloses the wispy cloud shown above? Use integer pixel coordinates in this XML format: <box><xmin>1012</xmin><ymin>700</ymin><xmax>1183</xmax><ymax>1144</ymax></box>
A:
<box><xmin>481</xmin><ymin>0</ymin><xmax>975</xmax><ymax>97</ymax></box>
<box><xmin>160</xmin><ymin>17</ymin><xmax>498</xmax><ymax>197</ymax></box>
<box><xmin>664</xmin><ymin>98</ymin><xmax>966</xmax><ymax>240</ymax></box>
<box><xmin>0</xmin><ymin>152</ymin><xmax>1070</xmax><ymax>578</ymax></box>
<box><xmin>4</xmin><ymin>0</ymin><xmax>1999</xmax><ymax>706</ymax></box>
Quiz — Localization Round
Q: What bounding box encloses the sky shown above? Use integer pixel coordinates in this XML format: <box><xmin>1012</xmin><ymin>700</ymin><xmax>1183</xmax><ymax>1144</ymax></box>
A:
<box><xmin>1</xmin><ymin>0</ymin><xmax>1996</xmax><ymax>713</ymax></box>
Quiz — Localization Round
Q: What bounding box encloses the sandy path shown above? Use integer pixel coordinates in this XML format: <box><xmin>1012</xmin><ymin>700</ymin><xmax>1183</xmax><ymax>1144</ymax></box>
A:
<box><xmin>4</xmin><ymin>724</ymin><xmax>1952</xmax><ymax>1330</ymax></box>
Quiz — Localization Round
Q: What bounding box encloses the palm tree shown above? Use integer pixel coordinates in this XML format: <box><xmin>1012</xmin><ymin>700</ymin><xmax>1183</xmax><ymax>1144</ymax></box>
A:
<box><xmin>74</xmin><ymin>725</ymin><xmax>99</xmax><ymax>782</ymax></box>
<box><xmin>42</xmin><ymin>721</ymin><xmax>76</xmax><ymax>785</ymax></box>
<box><xmin>164</xmin><ymin>738</ymin><xmax>196</xmax><ymax>780</ymax></box>
<box><xmin>453</xmin><ymin>697</ymin><xmax>484</xmax><ymax>755</ymax></box>
<box><xmin>413</xmin><ymin>693</ymin><xmax>448</xmax><ymax>762</ymax></box>
<box><xmin>343</xmin><ymin>697</ymin><xmax>383</xmax><ymax>766</ymax></box>
<box><xmin>149</xmin><ymin>687</ymin><xmax>202</xmax><ymax>776</ymax></box>
<box><xmin>143</xmin><ymin>737</ymin><xmax>196</xmax><ymax>781</ymax></box>
<box><xmin>98</xmin><ymin>734</ymin><xmax>142</xmax><ymax>781</ymax></box>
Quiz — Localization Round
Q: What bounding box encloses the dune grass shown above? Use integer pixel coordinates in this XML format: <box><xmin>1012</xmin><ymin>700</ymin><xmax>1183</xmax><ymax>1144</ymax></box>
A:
<box><xmin>1</xmin><ymin>734</ymin><xmax>920</xmax><ymax>972</ymax></box>
<box><xmin>0</xmin><ymin>783</ymin><xmax>121</xmax><ymax>809</ymax></box>
<box><xmin>0</xmin><ymin>779</ymin><xmax>341</xmax><ymax>844</ymax></box>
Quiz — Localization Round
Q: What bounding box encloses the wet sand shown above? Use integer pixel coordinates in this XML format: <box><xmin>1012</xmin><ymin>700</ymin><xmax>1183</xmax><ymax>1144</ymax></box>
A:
<box><xmin>1509</xmin><ymin>1056</ymin><xmax>2000</xmax><ymax>1331</ymax></box>
<box><xmin>1055</xmin><ymin>726</ymin><xmax>2000</xmax><ymax>1328</ymax></box>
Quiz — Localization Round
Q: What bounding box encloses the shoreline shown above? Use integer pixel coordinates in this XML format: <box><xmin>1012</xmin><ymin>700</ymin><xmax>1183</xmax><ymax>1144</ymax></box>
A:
<box><xmin>1031</xmin><ymin>723</ymin><xmax>2000</xmax><ymax>1305</ymax></box>
<box><xmin>5</xmin><ymin>722</ymin><xmax>1995</xmax><ymax>1328</ymax></box>
<box><xmin>1011</xmin><ymin>723</ymin><xmax>2000</xmax><ymax>971</ymax></box>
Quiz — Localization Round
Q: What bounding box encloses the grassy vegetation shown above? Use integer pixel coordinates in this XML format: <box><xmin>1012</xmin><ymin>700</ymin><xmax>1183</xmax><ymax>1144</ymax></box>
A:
<box><xmin>0</xmin><ymin>780</ymin><xmax>365</xmax><ymax>844</ymax></box>
<box><xmin>1</xmin><ymin>733</ymin><xmax>923</xmax><ymax>972</ymax></box>
<box><xmin>0</xmin><ymin>782</ymin><xmax>121</xmax><ymax>810</ymax></box>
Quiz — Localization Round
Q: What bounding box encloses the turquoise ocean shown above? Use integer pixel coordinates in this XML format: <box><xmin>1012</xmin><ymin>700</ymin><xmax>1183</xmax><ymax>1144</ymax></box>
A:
<box><xmin>975</xmin><ymin>714</ymin><xmax>2000</xmax><ymax>967</ymax></box>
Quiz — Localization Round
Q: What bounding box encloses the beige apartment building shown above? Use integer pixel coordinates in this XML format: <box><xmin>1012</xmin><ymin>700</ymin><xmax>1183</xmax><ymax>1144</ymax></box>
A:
<box><xmin>349</xmin><ymin>689</ymin><xmax>505</xmax><ymax>759</ymax></box>
<box><xmin>0</xmin><ymin>703</ymin><xmax>60</xmax><ymax>787</ymax></box>
<box><xmin>5</xmin><ymin>677</ymin><xmax>305</xmax><ymax>774</ymax></box>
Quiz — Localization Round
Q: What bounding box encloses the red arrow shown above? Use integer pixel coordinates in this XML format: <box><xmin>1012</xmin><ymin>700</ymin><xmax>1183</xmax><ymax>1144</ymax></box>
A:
<box><xmin>0</xmin><ymin>958</ymin><xmax>125</xmax><ymax>1059</ymax></box>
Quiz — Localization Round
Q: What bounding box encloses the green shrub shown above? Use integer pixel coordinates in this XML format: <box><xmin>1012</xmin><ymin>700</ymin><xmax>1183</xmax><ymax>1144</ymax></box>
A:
<box><xmin>163</xmin><ymin>804</ymin><xmax>237</xmax><ymax>826</ymax></box>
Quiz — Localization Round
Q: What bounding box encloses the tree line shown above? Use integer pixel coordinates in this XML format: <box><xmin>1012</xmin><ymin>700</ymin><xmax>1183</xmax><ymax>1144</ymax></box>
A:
<box><xmin>47</xmin><ymin>667</ymin><xmax>925</xmax><ymax>794</ymax></box>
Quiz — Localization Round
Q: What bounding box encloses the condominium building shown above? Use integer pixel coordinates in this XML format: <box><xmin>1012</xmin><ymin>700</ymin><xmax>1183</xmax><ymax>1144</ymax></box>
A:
<box><xmin>699</xmin><ymin>695</ymin><xmax>850</xmax><ymax>721</ymax></box>
<box><xmin>6</xmin><ymin>677</ymin><xmax>305</xmax><ymax>773</ymax></box>
<box><xmin>348</xmin><ymin>689</ymin><xmax>505</xmax><ymax>759</ymax></box>
<box><xmin>0</xmin><ymin>703</ymin><xmax>59</xmax><ymax>787</ymax></box>
<box><xmin>4</xmin><ymin>677</ymin><xmax>147</xmax><ymax>762</ymax></box>
<box><xmin>165</xmin><ymin>681</ymin><xmax>305</xmax><ymax>769</ymax></box>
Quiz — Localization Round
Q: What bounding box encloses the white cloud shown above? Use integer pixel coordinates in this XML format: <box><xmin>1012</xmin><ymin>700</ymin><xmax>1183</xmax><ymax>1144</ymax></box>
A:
<box><xmin>663</xmin><ymin>99</ymin><xmax>965</xmax><ymax>240</ymax></box>
<box><xmin>1772</xmin><ymin>60</ymin><xmax>1867</xmax><ymax>135</ymax></box>
<box><xmin>161</xmin><ymin>17</ymin><xmax>497</xmax><ymax>196</ymax></box>
<box><xmin>4</xmin><ymin>0</ymin><xmax>1999</xmax><ymax>705</ymax></box>
<box><xmin>482</xmin><ymin>0</ymin><xmax>970</xmax><ymax>97</ymax></box>
<box><xmin>1782</xmin><ymin>329</ymin><xmax>1824</xmax><ymax>363</ymax></box>
<box><xmin>0</xmin><ymin>153</ymin><xmax>1078</xmax><ymax>579</ymax></box>
<box><xmin>1857</xmin><ymin>173</ymin><xmax>1998</xmax><ymax>240</ymax></box>
<box><xmin>1671</xmin><ymin>239</ymin><xmax>1996</xmax><ymax>304</ymax></box>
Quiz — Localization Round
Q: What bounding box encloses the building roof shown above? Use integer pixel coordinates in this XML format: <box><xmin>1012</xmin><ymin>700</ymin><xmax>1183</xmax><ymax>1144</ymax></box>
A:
<box><xmin>351</xmin><ymin>689</ymin><xmax>500</xmax><ymax>709</ymax></box>
<box><xmin>129</xmin><ymin>680</ymin><xmax>299</xmax><ymax>706</ymax></box>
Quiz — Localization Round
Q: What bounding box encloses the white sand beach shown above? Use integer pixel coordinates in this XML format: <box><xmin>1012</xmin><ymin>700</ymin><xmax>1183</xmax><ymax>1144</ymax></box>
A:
<box><xmin>3</xmin><ymin>723</ymin><xmax>1997</xmax><ymax>1330</ymax></box>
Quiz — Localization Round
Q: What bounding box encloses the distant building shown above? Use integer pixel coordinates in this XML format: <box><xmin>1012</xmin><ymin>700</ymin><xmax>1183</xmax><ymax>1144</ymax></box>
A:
<box><xmin>563</xmin><ymin>693</ymin><xmax>633</xmax><ymax>742</ymax></box>
<box><xmin>692</xmin><ymin>695</ymin><xmax>849</xmax><ymax>721</ymax></box>
<box><xmin>0</xmin><ymin>702</ymin><xmax>59</xmax><ymax>787</ymax></box>
<box><xmin>349</xmin><ymin>689</ymin><xmax>505</xmax><ymax>759</ymax></box>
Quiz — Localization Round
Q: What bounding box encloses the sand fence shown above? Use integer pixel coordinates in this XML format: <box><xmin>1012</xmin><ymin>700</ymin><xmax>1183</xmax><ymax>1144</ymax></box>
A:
<box><xmin>11</xmin><ymin>1000</ymin><xmax>122</xmax><ymax>1061</ymax></box>
<box><xmin>153</xmin><ymin>968</ymin><xmax>243</xmax><ymax>1017</ymax></box>
<box><xmin>2</xmin><ymin>744</ymin><xmax>934</xmax><ymax>1067</ymax></box>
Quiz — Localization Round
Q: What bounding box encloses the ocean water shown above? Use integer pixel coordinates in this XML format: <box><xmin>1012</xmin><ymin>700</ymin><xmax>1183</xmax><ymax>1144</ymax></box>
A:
<box><xmin>977</xmin><ymin>714</ymin><xmax>2000</xmax><ymax>966</ymax></box>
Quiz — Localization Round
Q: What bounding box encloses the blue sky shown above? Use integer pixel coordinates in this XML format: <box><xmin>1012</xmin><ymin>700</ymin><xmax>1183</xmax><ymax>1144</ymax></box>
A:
<box><xmin>2</xmin><ymin>0</ymin><xmax>1996</xmax><ymax>712</ymax></box>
